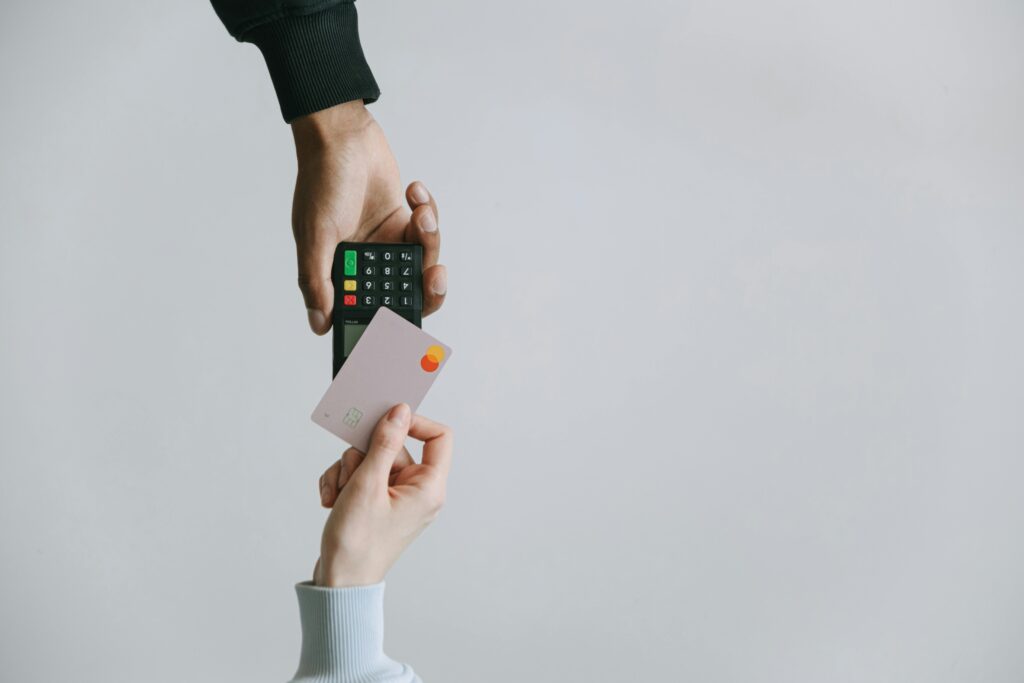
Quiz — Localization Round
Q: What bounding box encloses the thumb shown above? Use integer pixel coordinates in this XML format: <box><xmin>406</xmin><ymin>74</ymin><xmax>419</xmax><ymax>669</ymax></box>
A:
<box><xmin>354</xmin><ymin>403</ymin><xmax>412</xmax><ymax>484</ymax></box>
<box><xmin>297</xmin><ymin>240</ymin><xmax>335</xmax><ymax>335</ymax></box>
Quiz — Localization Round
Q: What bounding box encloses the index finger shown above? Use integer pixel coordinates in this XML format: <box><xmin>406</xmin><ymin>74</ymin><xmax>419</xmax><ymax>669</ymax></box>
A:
<box><xmin>408</xmin><ymin>414</ymin><xmax>453</xmax><ymax>477</ymax></box>
<box><xmin>405</xmin><ymin>181</ymin><xmax>439</xmax><ymax>223</ymax></box>
<box><xmin>404</xmin><ymin>183</ymin><xmax>440</xmax><ymax>270</ymax></box>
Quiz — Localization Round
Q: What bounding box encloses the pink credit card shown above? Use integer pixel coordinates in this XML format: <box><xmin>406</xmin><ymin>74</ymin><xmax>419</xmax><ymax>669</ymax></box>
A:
<box><xmin>311</xmin><ymin>307</ymin><xmax>452</xmax><ymax>452</ymax></box>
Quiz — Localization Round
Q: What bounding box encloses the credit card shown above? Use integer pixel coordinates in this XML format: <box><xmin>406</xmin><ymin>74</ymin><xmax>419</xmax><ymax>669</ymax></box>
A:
<box><xmin>311</xmin><ymin>306</ymin><xmax>452</xmax><ymax>451</ymax></box>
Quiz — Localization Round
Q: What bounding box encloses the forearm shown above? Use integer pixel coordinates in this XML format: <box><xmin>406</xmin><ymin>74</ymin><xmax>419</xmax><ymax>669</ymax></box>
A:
<box><xmin>288</xmin><ymin>582</ymin><xmax>421</xmax><ymax>683</ymax></box>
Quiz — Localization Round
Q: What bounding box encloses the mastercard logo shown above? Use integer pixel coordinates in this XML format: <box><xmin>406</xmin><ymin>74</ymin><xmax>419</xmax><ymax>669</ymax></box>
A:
<box><xmin>420</xmin><ymin>345</ymin><xmax>445</xmax><ymax>372</ymax></box>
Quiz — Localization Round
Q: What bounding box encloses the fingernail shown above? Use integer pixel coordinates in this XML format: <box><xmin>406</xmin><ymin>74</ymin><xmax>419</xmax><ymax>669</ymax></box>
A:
<box><xmin>411</xmin><ymin>183</ymin><xmax>430</xmax><ymax>204</ymax></box>
<box><xmin>432</xmin><ymin>274</ymin><xmax>447</xmax><ymax>296</ymax></box>
<box><xmin>307</xmin><ymin>308</ymin><xmax>326</xmax><ymax>332</ymax></box>
<box><xmin>420</xmin><ymin>210</ymin><xmax>437</xmax><ymax>233</ymax></box>
<box><xmin>388</xmin><ymin>403</ymin><xmax>410</xmax><ymax>424</ymax></box>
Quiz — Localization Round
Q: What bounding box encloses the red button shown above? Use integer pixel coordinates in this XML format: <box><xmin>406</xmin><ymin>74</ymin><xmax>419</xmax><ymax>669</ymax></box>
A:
<box><xmin>343</xmin><ymin>294</ymin><xmax>357</xmax><ymax>306</ymax></box>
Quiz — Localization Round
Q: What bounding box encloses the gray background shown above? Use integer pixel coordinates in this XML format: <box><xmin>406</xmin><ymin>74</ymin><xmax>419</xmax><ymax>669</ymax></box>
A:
<box><xmin>1</xmin><ymin>1</ymin><xmax>1023</xmax><ymax>681</ymax></box>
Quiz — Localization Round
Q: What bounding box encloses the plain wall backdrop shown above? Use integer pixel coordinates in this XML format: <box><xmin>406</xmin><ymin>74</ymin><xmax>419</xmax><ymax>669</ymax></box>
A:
<box><xmin>2</xmin><ymin>1</ymin><xmax>1023</xmax><ymax>681</ymax></box>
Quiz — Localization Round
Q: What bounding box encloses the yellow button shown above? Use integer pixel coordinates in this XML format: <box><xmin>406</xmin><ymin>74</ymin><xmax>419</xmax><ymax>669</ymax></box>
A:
<box><xmin>343</xmin><ymin>279</ymin><xmax>357</xmax><ymax>291</ymax></box>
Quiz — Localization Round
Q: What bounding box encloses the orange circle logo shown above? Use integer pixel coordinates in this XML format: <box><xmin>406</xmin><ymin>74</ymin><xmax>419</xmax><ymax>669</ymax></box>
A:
<box><xmin>420</xmin><ymin>345</ymin><xmax>444</xmax><ymax>372</ymax></box>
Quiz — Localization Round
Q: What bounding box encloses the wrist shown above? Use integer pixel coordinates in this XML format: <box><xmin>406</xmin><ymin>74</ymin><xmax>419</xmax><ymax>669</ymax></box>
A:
<box><xmin>291</xmin><ymin>101</ymin><xmax>373</xmax><ymax>154</ymax></box>
<box><xmin>315</xmin><ymin>554</ymin><xmax>381</xmax><ymax>588</ymax></box>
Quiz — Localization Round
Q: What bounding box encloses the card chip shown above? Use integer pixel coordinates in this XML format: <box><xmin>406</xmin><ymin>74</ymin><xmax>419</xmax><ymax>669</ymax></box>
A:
<box><xmin>343</xmin><ymin>407</ymin><xmax>363</xmax><ymax>428</ymax></box>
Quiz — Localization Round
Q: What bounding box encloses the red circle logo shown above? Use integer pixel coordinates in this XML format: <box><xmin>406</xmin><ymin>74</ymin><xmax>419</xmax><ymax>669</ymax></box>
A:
<box><xmin>420</xmin><ymin>345</ymin><xmax>444</xmax><ymax>372</ymax></box>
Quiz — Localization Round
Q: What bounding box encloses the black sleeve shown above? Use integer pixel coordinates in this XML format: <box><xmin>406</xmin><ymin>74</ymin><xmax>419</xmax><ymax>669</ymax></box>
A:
<box><xmin>210</xmin><ymin>0</ymin><xmax>380</xmax><ymax>122</ymax></box>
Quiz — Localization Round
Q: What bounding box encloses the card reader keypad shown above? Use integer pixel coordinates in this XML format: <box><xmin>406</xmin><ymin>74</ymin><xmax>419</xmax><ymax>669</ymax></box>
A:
<box><xmin>342</xmin><ymin>247</ymin><xmax>418</xmax><ymax>310</ymax></box>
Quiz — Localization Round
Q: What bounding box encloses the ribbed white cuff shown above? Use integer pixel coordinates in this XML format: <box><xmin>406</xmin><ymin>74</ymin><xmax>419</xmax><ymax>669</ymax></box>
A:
<box><xmin>291</xmin><ymin>581</ymin><xmax>418</xmax><ymax>683</ymax></box>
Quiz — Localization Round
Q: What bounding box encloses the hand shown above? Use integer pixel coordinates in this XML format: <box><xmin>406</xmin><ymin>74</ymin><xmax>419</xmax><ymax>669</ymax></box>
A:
<box><xmin>313</xmin><ymin>404</ymin><xmax>453</xmax><ymax>587</ymax></box>
<box><xmin>291</xmin><ymin>101</ymin><xmax>447</xmax><ymax>334</ymax></box>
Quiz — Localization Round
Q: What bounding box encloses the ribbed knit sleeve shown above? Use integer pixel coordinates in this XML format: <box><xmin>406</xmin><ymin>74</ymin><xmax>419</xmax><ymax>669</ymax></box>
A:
<box><xmin>289</xmin><ymin>582</ymin><xmax>421</xmax><ymax>683</ymax></box>
<box><xmin>210</xmin><ymin>0</ymin><xmax>380</xmax><ymax>122</ymax></box>
<box><xmin>244</xmin><ymin>2</ymin><xmax>379</xmax><ymax>122</ymax></box>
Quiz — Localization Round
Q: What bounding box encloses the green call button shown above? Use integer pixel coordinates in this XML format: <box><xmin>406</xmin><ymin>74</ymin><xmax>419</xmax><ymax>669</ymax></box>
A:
<box><xmin>343</xmin><ymin>250</ymin><xmax>357</xmax><ymax>276</ymax></box>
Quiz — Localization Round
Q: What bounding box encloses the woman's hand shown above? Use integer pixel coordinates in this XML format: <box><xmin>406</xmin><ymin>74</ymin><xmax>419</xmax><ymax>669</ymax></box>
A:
<box><xmin>313</xmin><ymin>404</ymin><xmax>453</xmax><ymax>587</ymax></box>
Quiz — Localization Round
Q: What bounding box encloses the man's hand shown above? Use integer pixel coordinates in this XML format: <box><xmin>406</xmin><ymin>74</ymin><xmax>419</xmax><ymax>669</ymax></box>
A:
<box><xmin>314</xmin><ymin>404</ymin><xmax>453</xmax><ymax>587</ymax></box>
<box><xmin>291</xmin><ymin>102</ymin><xmax>447</xmax><ymax>334</ymax></box>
